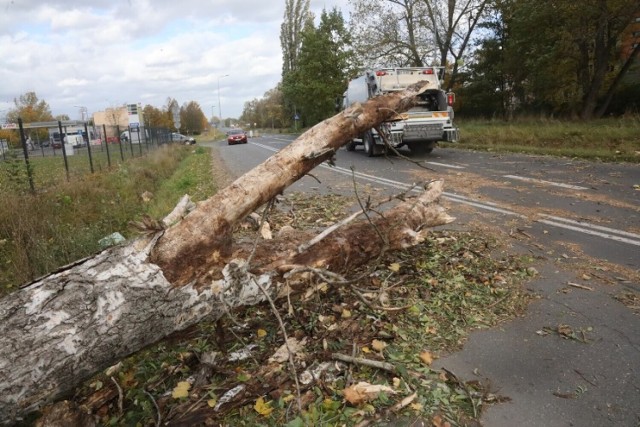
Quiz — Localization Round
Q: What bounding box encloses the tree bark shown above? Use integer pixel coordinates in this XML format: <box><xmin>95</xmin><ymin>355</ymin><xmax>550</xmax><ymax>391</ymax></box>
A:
<box><xmin>0</xmin><ymin>82</ymin><xmax>452</xmax><ymax>423</ymax></box>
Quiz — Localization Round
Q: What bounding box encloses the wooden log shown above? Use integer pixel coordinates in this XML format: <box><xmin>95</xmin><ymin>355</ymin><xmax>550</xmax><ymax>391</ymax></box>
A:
<box><xmin>0</xmin><ymin>82</ymin><xmax>449</xmax><ymax>423</ymax></box>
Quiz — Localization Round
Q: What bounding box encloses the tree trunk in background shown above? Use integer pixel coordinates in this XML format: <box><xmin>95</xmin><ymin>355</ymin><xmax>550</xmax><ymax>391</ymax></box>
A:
<box><xmin>0</xmin><ymin>81</ymin><xmax>452</xmax><ymax>423</ymax></box>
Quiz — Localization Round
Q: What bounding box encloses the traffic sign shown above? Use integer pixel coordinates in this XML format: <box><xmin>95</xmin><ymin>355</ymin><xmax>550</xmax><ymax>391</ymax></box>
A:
<box><xmin>1</xmin><ymin>123</ymin><xmax>17</xmax><ymax>130</ymax></box>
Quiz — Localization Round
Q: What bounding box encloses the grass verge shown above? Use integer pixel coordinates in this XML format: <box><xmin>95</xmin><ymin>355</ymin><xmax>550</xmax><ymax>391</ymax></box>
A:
<box><xmin>455</xmin><ymin>116</ymin><xmax>640</xmax><ymax>162</ymax></box>
<box><xmin>0</xmin><ymin>145</ymin><xmax>215</xmax><ymax>297</ymax></box>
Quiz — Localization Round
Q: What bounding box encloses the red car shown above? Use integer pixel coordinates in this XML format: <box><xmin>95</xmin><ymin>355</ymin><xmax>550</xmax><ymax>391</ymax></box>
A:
<box><xmin>227</xmin><ymin>129</ymin><xmax>248</xmax><ymax>145</ymax></box>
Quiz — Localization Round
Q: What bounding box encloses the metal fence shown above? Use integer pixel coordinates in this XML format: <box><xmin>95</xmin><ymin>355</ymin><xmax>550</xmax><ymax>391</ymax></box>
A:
<box><xmin>1</xmin><ymin>118</ymin><xmax>174</xmax><ymax>192</ymax></box>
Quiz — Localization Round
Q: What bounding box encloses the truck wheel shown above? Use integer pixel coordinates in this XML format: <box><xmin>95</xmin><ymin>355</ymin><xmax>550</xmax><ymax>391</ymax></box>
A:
<box><xmin>364</xmin><ymin>132</ymin><xmax>376</xmax><ymax>157</ymax></box>
<box><xmin>345</xmin><ymin>140</ymin><xmax>357</xmax><ymax>151</ymax></box>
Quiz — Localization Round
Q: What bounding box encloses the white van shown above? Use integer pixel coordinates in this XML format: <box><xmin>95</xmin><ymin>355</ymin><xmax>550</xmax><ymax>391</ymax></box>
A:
<box><xmin>64</xmin><ymin>134</ymin><xmax>85</xmax><ymax>148</ymax></box>
<box><xmin>120</xmin><ymin>130</ymin><xmax>144</xmax><ymax>144</ymax></box>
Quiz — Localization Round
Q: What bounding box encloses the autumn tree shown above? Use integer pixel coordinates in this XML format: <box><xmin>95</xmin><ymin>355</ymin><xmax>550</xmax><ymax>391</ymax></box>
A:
<box><xmin>349</xmin><ymin>0</ymin><xmax>435</xmax><ymax>67</ymax></box>
<box><xmin>180</xmin><ymin>101</ymin><xmax>207</xmax><ymax>134</ymax></box>
<box><xmin>5</xmin><ymin>92</ymin><xmax>54</xmax><ymax>144</ymax></box>
<box><xmin>422</xmin><ymin>0</ymin><xmax>491</xmax><ymax>91</ymax></box>
<box><xmin>164</xmin><ymin>97</ymin><xmax>180</xmax><ymax>131</ymax></box>
<box><xmin>240</xmin><ymin>86</ymin><xmax>287</xmax><ymax>129</ymax></box>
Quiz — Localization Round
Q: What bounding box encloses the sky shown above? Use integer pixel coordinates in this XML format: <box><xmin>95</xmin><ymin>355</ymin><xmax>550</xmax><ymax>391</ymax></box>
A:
<box><xmin>0</xmin><ymin>0</ymin><xmax>348</xmax><ymax>123</ymax></box>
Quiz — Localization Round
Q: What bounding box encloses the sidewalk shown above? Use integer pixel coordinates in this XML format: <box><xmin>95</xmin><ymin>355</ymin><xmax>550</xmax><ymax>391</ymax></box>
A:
<box><xmin>433</xmin><ymin>252</ymin><xmax>640</xmax><ymax>426</ymax></box>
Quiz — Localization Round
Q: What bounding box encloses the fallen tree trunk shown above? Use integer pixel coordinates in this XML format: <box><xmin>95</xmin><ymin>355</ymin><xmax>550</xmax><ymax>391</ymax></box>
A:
<box><xmin>0</xmin><ymin>82</ymin><xmax>452</xmax><ymax>423</ymax></box>
<box><xmin>151</xmin><ymin>82</ymin><xmax>427</xmax><ymax>285</ymax></box>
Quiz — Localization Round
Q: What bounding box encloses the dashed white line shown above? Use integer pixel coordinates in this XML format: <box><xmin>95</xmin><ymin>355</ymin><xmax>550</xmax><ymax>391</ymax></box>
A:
<box><xmin>426</xmin><ymin>161</ymin><xmax>465</xmax><ymax>169</ymax></box>
<box><xmin>503</xmin><ymin>175</ymin><xmax>589</xmax><ymax>190</ymax></box>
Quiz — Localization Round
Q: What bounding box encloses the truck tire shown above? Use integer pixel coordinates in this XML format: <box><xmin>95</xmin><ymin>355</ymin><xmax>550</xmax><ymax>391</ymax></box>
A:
<box><xmin>364</xmin><ymin>132</ymin><xmax>376</xmax><ymax>157</ymax></box>
<box><xmin>345</xmin><ymin>140</ymin><xmax>357</xmax><ymax>151</ymax></box>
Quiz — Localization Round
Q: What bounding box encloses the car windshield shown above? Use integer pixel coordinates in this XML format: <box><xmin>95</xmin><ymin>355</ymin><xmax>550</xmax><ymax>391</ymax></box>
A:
<box><xmin>229</xmin><ymin>129</ymin><xmax>244</xmax><ymax>135</ymax></box>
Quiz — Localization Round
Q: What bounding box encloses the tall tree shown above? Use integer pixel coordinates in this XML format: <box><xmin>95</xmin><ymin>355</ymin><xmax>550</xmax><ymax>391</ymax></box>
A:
<box><xmin>142</xmin><ymin>105</ymin><xmax>169</xmax><ymax>128</ymax></box>
<box><xmin>5</xmin><ymin>92</ymin><xmax>55</xmax><ymax>143</ymax></box>
<box><xmin>180</xmin><ymin>101</ymin><xmax>207</xmax><ymax>135</ymax></box>
<box><xmin>349</xmin><ymin>0</ymin><xmax>436</xmax><ymax>67</ymax></box>
<box><xmin>280</xmin><ymin>0</ymin><xmax>312</xmax><ymax>76</ymax></box>
<box><xmin>282</xmin><ymin>8</ymin><xmax>356</xmax><ymax>126</ymax></box>
<box><xmin>5</xmin><ymin>92</ymin><xmax>53</xmax><ymax>124</ymax></box>
<box><xmin>164</xmin><ymin>98</ymin><xmax>180</xmax><ymax>131</ymax></box>
<box><xmin>422</xmin><ymin>0</ymin><xmax>491</xmax><ymax>90</ymax></box>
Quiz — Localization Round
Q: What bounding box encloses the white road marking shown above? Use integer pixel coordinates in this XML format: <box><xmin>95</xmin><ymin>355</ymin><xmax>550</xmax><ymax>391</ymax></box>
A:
<box><xmin>250</xmin><ymin>141</ymin><xmax>638</xmax><ymax>247</ymax></box>
<box><xmin>538</xmin><ymin>218</ymin><xmax>640</xmax><ymax>246</ymax></box>
<box><xmin>426</xmin><ymin>161</ymin><xmax>465</xmax><ymax>169</ymax></box>
<box><xmin>540</xmin><ymin>214</ymin><xmax>640</xmax><ymax>241</ymax></box>
<box><xmin>503</xmin><ymin>174</ymin><xmax>589</xmax><ymax>190</ymax></box>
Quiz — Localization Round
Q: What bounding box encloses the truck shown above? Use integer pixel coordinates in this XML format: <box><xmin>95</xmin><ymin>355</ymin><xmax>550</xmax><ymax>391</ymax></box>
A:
<box><xmin>342</xmin><ymin>67</ymin><xmax>459</xmax><ymax>156</ymax></box>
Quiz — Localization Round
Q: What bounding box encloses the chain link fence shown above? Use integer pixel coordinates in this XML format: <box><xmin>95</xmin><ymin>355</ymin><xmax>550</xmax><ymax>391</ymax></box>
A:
<box><xmin>1</xmin><ymin>119</ymin><xmax>175</xmax><ymax>192</ymax></box>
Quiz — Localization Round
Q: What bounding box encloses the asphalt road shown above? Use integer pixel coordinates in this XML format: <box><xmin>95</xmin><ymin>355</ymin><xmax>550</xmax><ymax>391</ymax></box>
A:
<box><xmin>209</xmin><ymin>134</ymin><xmax>640</xmax><ymax>426</ymax></box>
<box><xmin>215</xmin><ymin>134</ymin><xmax>639</xmax><ymax>271</ymax></box>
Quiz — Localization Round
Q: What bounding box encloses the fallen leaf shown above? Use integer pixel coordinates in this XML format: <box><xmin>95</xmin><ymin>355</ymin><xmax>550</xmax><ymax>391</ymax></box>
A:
<box><xmin>432</xmin><ymin>414</ymin><xmax>451</xmax><ymax>427</ymax></box>
<box><xmin>371</xmin><ymin>339</ymin><xmax>387</xmax><ymax>352</ymax></box>
<box><xmin>419</xmin><ymin>351</ymin><xmax>433</xmax><ymax>365</ymax></box>
<box><xmin>388</xmin><ymin>263</ymin><xmax>401</xmax><ymax>272</ymax></box>
<box><xmin>172</xmin><ymin>381</ymin><xmax>191</xmax><ymax>399</ymax></box>
<box><xmin>257</xmin><ymin>329</ymin><xmax>267</xmax><ymax>338</ymax></box>
<box><xmin>343</xmin><ymin>382</ymin><xmax>396</xmax><ymax>405</ymax></box>
<box><xmin>361</xmin><ymin>346</ymin><xmax>371</xmax><ymax>353</ymax></box>
<box><xmin>393</xmin><ymin>377</ymin><xmax>401</xmax><ymax>388</ymax></box>
<box><xmin>254</xmin><ymin>397</ymin><xmax>273</xmax><ymax>416</ymax></box>
<box><xmin>260</xmin><ymin>222</ymin><xmax>272</xmax><ymax>240</ymax></box>
<box><xmin>410</xmin><ymin>402</ymin><xmax>423</xmax><ymax>411</ymax></box>
<box><xmin>341</xmin><ymin>308</ymin><xmax>352</xmax><ymax>318</ymax></box>
<box><xmin>207</xmin><ymin>398</ymin><xmax>217</xmax><ymax>408</ymax></box>
<box><xmin>268</xmin><ymin>337</ymin><xmax>307</xmax><ymax>363</ymax></box>
<box><xmin>557</xmin><ymin>324</ymin><xmax>573</xmax><ymax>338</ymax></box>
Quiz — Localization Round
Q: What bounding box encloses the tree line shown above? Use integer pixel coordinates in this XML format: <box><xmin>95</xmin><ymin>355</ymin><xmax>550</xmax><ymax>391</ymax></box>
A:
<box><xmin>0</xmin><ymin>93</ymin><xmax>209</xmax><ymax>147</ymax></box>
<box><xmin>241</xmin><ymin>0</ymin><xmax>640</xmax><ymax>127</ymax></box>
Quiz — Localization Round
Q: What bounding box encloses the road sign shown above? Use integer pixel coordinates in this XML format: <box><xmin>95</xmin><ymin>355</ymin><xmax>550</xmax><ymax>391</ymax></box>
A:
<box><xmin>294</xmin><ymin>114</ymin><xmax>300</xmax><ymax>120</ymax></box>
<box><xmin>1</xmin><ymin>123</ymin><xmax>17</xmax><ymax>130</ymax></box>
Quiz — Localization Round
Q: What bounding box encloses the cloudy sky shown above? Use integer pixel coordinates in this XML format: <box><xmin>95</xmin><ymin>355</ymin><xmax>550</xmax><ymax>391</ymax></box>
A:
<box><xmin>0</xmin><ymin>0</ymin><xmax>348</xmax><ymax>123</ymax></box>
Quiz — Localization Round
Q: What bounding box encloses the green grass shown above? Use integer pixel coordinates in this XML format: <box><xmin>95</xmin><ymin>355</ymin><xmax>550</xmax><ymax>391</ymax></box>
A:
<box><xmin>456</xmin><ymin>116</ymin><xmax>640</xmax><ymax>162</ymax></box>
<box><xmin>0</xmin><ymin>145</ymin><xmax>216</xmax><ymax>297</ymax></box>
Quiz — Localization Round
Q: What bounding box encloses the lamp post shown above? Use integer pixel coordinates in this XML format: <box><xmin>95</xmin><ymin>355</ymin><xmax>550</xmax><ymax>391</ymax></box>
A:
<box><xmin>73</xmin><ymin>105</ymin><xmax>87</xmax><ymax>121</ymax></box>
<box><xmin>217</xmin><ymin>74</ymin><xmax>229</xmax><ymax>127</ymax></box>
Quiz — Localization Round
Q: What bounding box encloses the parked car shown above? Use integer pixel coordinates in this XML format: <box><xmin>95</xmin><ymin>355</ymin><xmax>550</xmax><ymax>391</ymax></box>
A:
<box><xmin>227</xmin><ymin>129</ymin><xmax>248</xmax><ymax>145</ymax></box>
<box><xmin>171</xmin><ymin>132</ymin><xmax>196</xmax><ymax>145</ymax></box>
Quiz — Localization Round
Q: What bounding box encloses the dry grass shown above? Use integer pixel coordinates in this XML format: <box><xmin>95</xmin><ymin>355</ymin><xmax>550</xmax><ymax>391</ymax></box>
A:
<box><xmin>457</xmin><ymin>116</ymin><xmax>640</xmax><ymax>162</ymax></box>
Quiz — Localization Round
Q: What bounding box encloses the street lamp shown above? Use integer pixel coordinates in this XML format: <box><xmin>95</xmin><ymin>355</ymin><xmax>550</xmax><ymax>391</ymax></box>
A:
<box><xmin>73</xmin><ymin>105</ymin><xmax>87</xmax><ymax>121</ymax></box>
<box><xmin>217</xmin><ymin>74</ymin><xmax>229</xmax><ymax>126</ymax></box>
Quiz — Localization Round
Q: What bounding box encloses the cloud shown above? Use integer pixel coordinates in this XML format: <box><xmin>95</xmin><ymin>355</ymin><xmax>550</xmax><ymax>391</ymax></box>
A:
<box><xmin>0</xmin><ymin>0</ymin><xmax>347</xmax><ymax>121</ymax></box>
